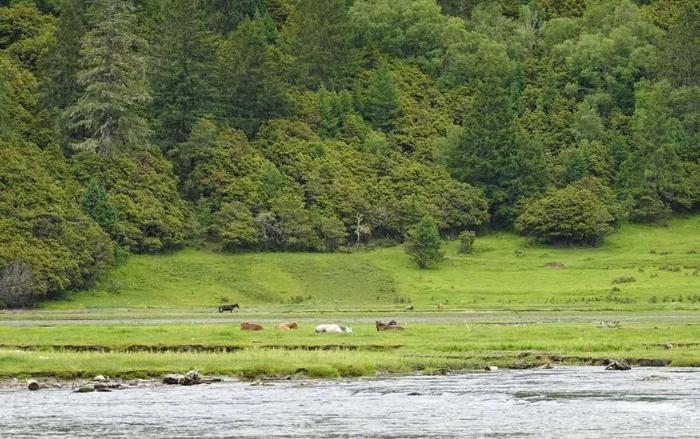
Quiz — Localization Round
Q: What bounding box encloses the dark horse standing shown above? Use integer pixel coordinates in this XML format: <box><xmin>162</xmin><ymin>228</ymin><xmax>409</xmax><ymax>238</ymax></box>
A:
<box><xmin>218</xmin><ymin>303</ymin><xmax>240</xmax><ymax>313</ymax></box>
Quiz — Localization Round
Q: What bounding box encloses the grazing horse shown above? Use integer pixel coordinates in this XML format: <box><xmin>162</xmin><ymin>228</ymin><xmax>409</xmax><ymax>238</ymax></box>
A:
<box><xmin>219</xmin><ymin>303</ymin><xmax>239</xmax><ymax>313</ymax></box>
<box><xmin>275</xmin><ymin>322</ymin><xmax>298</xmax><ymax>330</ymax></box>
<box><xmin>314</xmin><ymin>324</ymin><xmax>352</xmax><ymax>334</ymax></box>
<box><xmin>240</xmin><ymin>322</ymin><xmax>263</xmax><ymax>331</ymax></box>
<box><xmin>376</xmin><ymin>320</ymin><xmax>404</xmax><ymax>331</ymax></box>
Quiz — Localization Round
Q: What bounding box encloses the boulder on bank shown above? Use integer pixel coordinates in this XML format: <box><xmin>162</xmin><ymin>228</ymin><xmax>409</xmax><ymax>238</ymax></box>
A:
<box><xmin>605</xmin><ymin>359</ymin><xmax>631</xmax><ymax>371</ymax></box>
<box><xmin>485</xmin><ymin>366</ymin><xmax>499</xmax><ymax>371</ymax></box>
<box><xmin>163</xmin><ymin>373</ymin><xmax>184</xmax><ymax>385</ymax></box>
<box><xmin>27</xmin><ymin>380</ymin><xmax>39</xmax><ymax>391</ymax></box>
<box><xmin>182</xmin><ymin>370</ymin><xmax>201</xmax><ymax>385</ymax></box>
<box><xmin>75</xmin><ymin>384</ymin><xmax>95</xmax><ymax>393</ymax></box>
<box><xmin>163</xmin><ymin>370</ymin><xmax>202</xmax><ymax>385</ymax></box>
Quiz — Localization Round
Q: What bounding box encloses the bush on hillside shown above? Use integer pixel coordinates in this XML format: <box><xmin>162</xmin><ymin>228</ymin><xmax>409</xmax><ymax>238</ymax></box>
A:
<box><xmin>458</xmin><ymin>230</ymin><xmax>476</xmax><ymax>254</ymax></box>
<box><xmin>0</xmin><ymin>142</ymin><xmax>114</xmax><ymax>308</ymax></box>
<box><xmin>515</xmin><ymin>185</ymin><xmax>615</xmax><ymax>246</ymax></box>
<box><xmin>71</xmin><ymin>149</ymin><xmax>187</xmax><ymax>253</ymax></box>
<box><xmin>405</xmin><ymin>216</ymin><xmax>444</xmax><ymax>268</ymax></box>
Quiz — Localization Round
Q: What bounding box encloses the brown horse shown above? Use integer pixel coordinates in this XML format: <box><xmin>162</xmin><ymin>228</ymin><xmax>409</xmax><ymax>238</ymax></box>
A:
<box><xmin>240</xmin><ymin>322</ymin><xmax>263</xmax><ymax>331</ymax></box>
<box><xmin>275</xmin><ymin>322</ymin><xmax>298</xmax><ymax>330</ymax></box>
<box><xmin>376</xmin><ymin>320</ymin><xmax>404</xmax><ymax>331</ymax></box>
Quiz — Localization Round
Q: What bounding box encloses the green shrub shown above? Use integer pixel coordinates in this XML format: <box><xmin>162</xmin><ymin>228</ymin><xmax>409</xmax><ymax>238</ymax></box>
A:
<box><xmin>81</xmin><ymin>179</ymin><xmax>119</xmax><ymax>233</ymax></box>
<box><xmin>612</xmin><ymin>276</ymin><xmax>636</xmax><ymax>284</ymax></box>
<box><xmin>515</xmin><ymin>185</ymin><xmax>615</xmax><ymax>246</ymax></box>
<box><xmin>457</xmin><ymin>230</ymin><xmax>476</xmax><ymax>254</ymax></box>
<box><xmin>71</xmin><ymin>150</ymin><xmax>187</xmax><ymax>253</ymax></box>
<box><xmin>405</xmin><ymin>216</ymin><xmax>444</xmax><ymax>269</ymax></box>
<box><xmin>0</xmin><ymin>141</ymin><xmax>113</xmax><ymax>307</ymax></box>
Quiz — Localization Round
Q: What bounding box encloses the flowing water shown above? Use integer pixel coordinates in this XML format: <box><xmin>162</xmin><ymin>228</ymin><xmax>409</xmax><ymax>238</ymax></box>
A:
<box><xmin>1</xmin><ymin>367</ymin><xmax>699</xmax><ymax>438</ymax></box>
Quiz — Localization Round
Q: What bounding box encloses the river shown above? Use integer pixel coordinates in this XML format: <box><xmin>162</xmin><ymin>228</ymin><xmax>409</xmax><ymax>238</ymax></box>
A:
<box><xmin>1</xmin><ymin>367</ymin><xmax>698</xmax><ymax>438</ymax></box>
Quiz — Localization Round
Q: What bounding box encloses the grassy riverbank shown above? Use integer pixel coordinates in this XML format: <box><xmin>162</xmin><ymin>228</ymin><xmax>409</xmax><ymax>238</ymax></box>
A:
<box><xmin>1</xmin><ymin>320</ymin><xmax>698</xmax><ymax>379</ymax></box>
<box><xmin>3</xmin><ymin>217</ymin><xmax>698</xmax><ymax>380</ymax></box>
<box><xmin>45</xmin><ymin>217</ymin><xmax>700</xmax><ymax>311</ymax></box>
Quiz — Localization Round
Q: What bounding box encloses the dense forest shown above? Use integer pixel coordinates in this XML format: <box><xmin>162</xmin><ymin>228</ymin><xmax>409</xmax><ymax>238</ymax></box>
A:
<box><xmin>0</xmin><ymin>0</ymin><xmax>698</xmax><ymax>307</ymax></box>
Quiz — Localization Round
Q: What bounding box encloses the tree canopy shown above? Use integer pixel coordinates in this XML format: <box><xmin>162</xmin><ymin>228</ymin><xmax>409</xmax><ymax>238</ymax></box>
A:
<box><xmin>1</xmin><ymin>0</ymin><xmax>698</xmax><ymax>306</ymax></box>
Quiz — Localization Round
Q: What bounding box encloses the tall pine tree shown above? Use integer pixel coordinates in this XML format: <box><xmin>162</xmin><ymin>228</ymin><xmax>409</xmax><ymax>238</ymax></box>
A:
<box><xmin>216</xmin><ymin>16</ymin><xmax>288</xmax><ymax>135</ymax></box>
<box><xmin>444</xmin><ymin>80</ymin><xmax>545</xmax><ymax>224</ymax></box>
<box><xmin>148</xmin><ymin>0</ymin><xmax>217</xmax><ymax>150</ymax></box>
<box><xmin>362</xmin><ymin>65</ymin><xmax>401</xmax><ymax>132</ymax></box>
<box><xmin>66</xmin><ymin>0</ymin><xmax>151</xmax><ymax>156</ymax></box>
<box><xmin>283</xmin><ymin>0</ymin><xmax>355</xmax><ymax>89</ymax></box>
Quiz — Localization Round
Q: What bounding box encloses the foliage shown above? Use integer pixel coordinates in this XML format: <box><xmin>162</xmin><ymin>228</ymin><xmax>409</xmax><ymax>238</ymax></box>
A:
<box><xmin>283</xmin><ymin>0</ymin><xmax>356</xmax><ymax>89</ymax></box>
<box><xmin>405</xmin><ymin>216</ymin><xmax>444</xmax><ymax>268</ymax></box>
<box><xmin>2</xmin><ymin>0</ymin><xmax>700</xmax><ymax>305</ymax></box>
<box><xmin>0</xmin><ymin>141</ymin><xmax>113</xmax><ymax>307</ymax></box>
<box><xmin>66</xmin><ymin>0</ymin><xmax>151</xmax><ymax>156</ymax></box>
<box><xmin>515</xmin><ymin>185</ymin><xmax>616</xmax><ymax>246</ymax></box>
<box><xmin>362</xmin><ymin>65</ymin><xmax>402</xmax><ymax>131</ymax></box>
<box><xmin>80</xmin><ymin>179</ymin><xmax>119</xmax><ymax>233</ymax></box>
<box><xmin>147</xmin><ymin>0</ymin><xmax>217</xmax><ymax>148</ymax></box>
<box><xmin>71</xmin><ymin>149</ymin><xmax>187</xmax><ymax>253</ymax></box>
<box><xmin>457</xmin><ymin>230</ymin><xmax>476</xmax><ymax>254</ymax></box>
<box><xmin>216</xmin><ymin>16</ymin><xmax>289</xmax><ymax>135</ymax></box>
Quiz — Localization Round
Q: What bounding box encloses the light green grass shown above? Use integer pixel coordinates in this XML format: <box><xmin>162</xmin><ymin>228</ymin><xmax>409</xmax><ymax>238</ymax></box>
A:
<box><xmin>45</xmin><ymin>216</ymin><xmax>700</xmax><ymax>311</ymax></box>
<box><xmin>0</xmin><ymin>321</ymin><xmax>698</xmax><ymax>379</ymax></box>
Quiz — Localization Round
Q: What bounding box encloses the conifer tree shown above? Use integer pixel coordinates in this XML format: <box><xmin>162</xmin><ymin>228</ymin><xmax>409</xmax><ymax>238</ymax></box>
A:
<box><xmin>148</xmin><ymin>0</ymin><xmax>217</xmax><ymax>149</ymax></box>
<box><xmin>216</xmin><ymin>16</ymin><xmax>288</xmax><ymax>135</ymax></box>
<box><xmin>39</xmin><ymin>0</ymin><xmax>89</xmax><ymax>114</ymax></box>
<box><xmin>283</xmin><ymin>0</ymin><xmax>355</xmax><ymax>89</ymax></box>
<box><xmin>444</xmin><ymin>80</ymin><xmax>545</xmax><ymax>224</ymax></box>
<box><xmin>318</xmin><ymin>87</ymin><xmax>343</xmax><ymax>138</ymax></box>
<box><xmin>67</xmin><ymin>0</ymin><xmax>151</xmax><ymax>156</ymax></box>
<box><xmin>80</xmin><ymin>179</ymin><xmax>119</xmax><ymax>233</ymax></box>
<box><xmin>0</xmin><ymin>77</ymin><xmax>10</xmax><ymax>139</ymax></box>
<box><xmin>621</xmin><ymin>81</ymin><xmax>691</xmax><ymax>222</ymax></box>
<box><xmin>659</xmin><ymin>2</ymin><xmax>700</xmax><ymax>87</ymax></box>
<box><xmin>363</xmin><ymin>65</ymin><xmax>401</xmax><ymax>131</ymax></box>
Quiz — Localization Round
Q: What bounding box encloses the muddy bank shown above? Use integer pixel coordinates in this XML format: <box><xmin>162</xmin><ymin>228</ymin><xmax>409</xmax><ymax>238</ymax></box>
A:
<box><xmin>0</xmin><ymin>343</ymin><xmax>404</xmax><ymax>353</ymax></box>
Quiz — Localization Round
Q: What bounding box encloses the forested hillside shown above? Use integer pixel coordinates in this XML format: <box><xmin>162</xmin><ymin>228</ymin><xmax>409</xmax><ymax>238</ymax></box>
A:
<box><xmin>0</xmin><ymin>0</ymin><xmax>698</xmax><ymax>307</ymax></box>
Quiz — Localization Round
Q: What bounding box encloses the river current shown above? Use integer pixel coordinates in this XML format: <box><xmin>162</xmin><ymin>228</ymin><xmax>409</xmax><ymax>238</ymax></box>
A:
<box><xmin>1</xmin><ymin>367</ymin><xmax>698</xmax><ymax>438</ymax></box>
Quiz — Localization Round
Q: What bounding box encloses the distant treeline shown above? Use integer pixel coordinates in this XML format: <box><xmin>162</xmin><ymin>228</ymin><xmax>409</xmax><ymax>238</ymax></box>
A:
<box><xmin>0</xmin><ymin>0</ymin><xmax>698</xmax><ymax>306</ymax></box>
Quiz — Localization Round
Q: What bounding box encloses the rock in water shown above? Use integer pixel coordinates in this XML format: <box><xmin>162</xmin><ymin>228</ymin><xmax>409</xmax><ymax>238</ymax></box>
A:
<box><xmin>605</xmin><ymin>359</ymin><xmax>631</xmax><ymax>371</ymax></box>
<box><xmin>162</xmin><ymin>374</ymin><xmax>183</xmax><ymax>385</ymax></box>
<box><xmin>182</xmin><ymin>370</ymin><xmax>201</xmax><ymax>385</ymax></box>
<box><xmin>75</xmin><ymin>384</ymin><xmax>95</xmax><ymax>393</ymax></box>
<box><xmin>485</xmin><ymin>366</ymin><xmax>499</xmax><ymax>371</ymax></box>
<box><xmin>27</xmin><ymin>380</ymin><xmax>39</xmax><ymax>391</ymax></box>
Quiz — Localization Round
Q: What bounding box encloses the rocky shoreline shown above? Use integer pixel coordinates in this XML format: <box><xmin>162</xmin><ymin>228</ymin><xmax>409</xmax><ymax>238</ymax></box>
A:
<box><xmin>0</xmin><ymin>359</ymin><xmax>650</xmax><ymax>392</ymax></box>
<box><xmin>0</xmin><ymin>371</ymin><xmax>228</xmax><ymax>393</ymax></box>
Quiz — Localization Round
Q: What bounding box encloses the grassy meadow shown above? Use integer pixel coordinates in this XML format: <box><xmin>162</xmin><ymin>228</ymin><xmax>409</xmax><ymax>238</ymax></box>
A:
<box><xmin>2</xmin><ymin>217</ymin><xmax>699</xmax><ymax>380</ymax></box>
<box><xmin>0</xmin><ymin>321</ymin><xmax>698</xmax><ymax>379</ymax></box>
<box><xmin>44</xmin><ymin>216</ymin><xmax>700</xmax><ymax>311</ymax></box>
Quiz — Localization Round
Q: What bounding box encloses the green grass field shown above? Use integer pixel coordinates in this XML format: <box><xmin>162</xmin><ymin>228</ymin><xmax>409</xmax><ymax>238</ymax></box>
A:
<box><xmin>1</xmin><ymin>321</ymin><xmax>698</xmax><ymax>379</ymax></box>
<box><xmin>2</xmin><ymin>217</ymin><xmax>699</xmax><ymax>380</ymax></box>
<box><xmin>45</xmin><ymin>216</ymin><xmax>700</xmax><ymax>311</ymax></box>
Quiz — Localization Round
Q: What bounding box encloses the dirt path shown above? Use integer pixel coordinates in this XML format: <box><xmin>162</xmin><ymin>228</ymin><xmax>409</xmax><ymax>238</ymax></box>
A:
<box><xmin>1</xmin><ymin>310</ymin><xmax>698</xmax><ymax>326</ymax></box>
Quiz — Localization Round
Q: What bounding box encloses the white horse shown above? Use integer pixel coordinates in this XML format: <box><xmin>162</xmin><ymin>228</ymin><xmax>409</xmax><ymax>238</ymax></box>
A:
<box><xmin>314</xmin><ymin>324</ymin><xmax>352</xmax><ymax>333</ymax></box>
